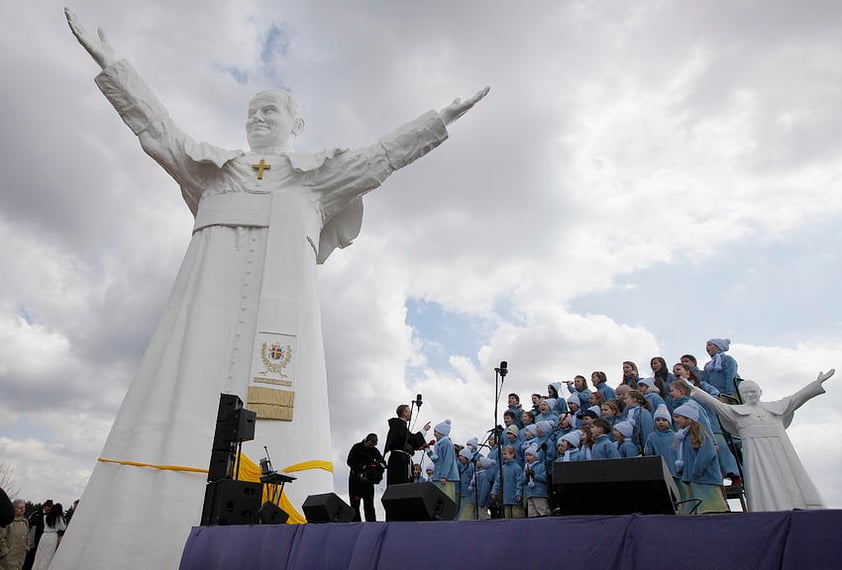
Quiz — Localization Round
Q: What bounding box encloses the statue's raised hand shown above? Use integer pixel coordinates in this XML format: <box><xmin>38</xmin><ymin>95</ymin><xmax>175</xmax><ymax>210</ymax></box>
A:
<box><xmin>817</xmin><ymin>369</ymin><xmax>835</xmax><ymax>384</ymax></box>
<box><xmin>439</xmin><ymin>86</ymin><xmax>490</xmax><ymax>126</ymax></box>
<box><xmin>65</xmin><ymin>7</ymin><xmax>116</xmax><ymax>69</ymax></box>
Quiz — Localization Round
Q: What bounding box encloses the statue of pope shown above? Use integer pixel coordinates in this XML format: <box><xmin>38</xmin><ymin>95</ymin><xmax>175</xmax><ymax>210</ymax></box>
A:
<box><xmin>682</xmin><ymin>369</ymin><xmax>834</xmax><ymax>512</ymax></box>
<box><xmin>58</xmin><ymin>8</ymin><xmax>488</xmax><ymax>569</ymax></box>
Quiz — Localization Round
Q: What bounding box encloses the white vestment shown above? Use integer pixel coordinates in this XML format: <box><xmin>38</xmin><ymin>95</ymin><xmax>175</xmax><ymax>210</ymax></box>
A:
<box><xmin>52</xmin><ymin>59</ymin><xmax>448</xmax><ymax>569</ymax></box>
<box><xmin>690</xmin><ymin>381</ymin><xmax>826</xmax><ymax>512</ymax></box>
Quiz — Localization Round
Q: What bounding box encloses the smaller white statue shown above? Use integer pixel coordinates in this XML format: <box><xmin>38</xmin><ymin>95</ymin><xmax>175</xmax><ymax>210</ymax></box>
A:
<box><xmin>681</xmin><ymin>369</ymin><xmax>834</xmax><ymax>512</ymax></box>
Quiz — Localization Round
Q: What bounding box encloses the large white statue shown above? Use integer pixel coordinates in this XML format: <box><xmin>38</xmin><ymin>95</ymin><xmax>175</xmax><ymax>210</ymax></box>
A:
<box><xmin>59</xmin><ymin>8</ymin><xmax>488</xmax><ymax>569</ymax></box>
<box><xmin>682</xmin><ymin>369</ymin><xmax>834</xmax><ymax>512</ymax></box>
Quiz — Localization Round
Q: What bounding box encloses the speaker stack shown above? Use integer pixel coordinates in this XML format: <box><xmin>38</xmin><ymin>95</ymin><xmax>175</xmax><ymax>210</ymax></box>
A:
<box><xmin>200</xmin><ymin>394</ymin><xmax>260</xmax><ymax>526</ymax></box>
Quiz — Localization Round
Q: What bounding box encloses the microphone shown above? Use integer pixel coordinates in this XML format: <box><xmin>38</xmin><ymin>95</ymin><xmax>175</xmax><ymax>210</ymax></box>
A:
<box><xmin>415</xmin><ymin>393</ymin><xmax>423</xmax><ymax>407</ymax></box>
<box><xmin>496</xmin><ymin>360</ymin><xmax>508</xmax><ymax>378</ymax></box>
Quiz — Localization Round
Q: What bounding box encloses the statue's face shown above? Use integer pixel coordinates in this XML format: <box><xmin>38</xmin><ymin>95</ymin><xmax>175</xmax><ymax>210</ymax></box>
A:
<box><xmin>740</xmin><ymin>382</ymin><xmax>762</xmax><ymax>405</ymax></box>
<box><xmin>246</xmin><ymin>91</ymin><xmax>298</xmax><ymax>150</ymax></box>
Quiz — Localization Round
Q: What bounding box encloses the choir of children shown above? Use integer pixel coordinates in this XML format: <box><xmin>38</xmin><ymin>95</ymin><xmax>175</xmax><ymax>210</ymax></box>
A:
<box><xmin>405</xmin><ymin>341</ymin><xmax>744</xmax><ymax>518</ymax></box>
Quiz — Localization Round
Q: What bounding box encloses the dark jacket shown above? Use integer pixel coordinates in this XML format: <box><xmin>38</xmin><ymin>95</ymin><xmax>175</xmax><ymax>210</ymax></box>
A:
<box><xmin>347</xmin><ymin>441</ymin><xmax>385</xmax><ymax>484</ymax></box>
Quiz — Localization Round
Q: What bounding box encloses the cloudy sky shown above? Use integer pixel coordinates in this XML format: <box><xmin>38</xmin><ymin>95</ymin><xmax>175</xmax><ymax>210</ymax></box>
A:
<box><xmin>2</xmin><ymin>0</ymin><xmax>841</xmax><ymax>516</ymax></box>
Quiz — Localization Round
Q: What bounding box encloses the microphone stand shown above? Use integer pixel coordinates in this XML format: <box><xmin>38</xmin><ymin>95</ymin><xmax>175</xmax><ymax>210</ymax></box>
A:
<box><xmin>493</xmin><ymin>362</ymin><xmax>508</xmax><ymax>518</ymax></box>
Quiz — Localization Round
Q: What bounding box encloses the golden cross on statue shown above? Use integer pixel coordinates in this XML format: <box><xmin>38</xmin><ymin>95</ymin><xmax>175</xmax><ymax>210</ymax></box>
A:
<box><xmin>251</xmin><ymin>159</ymin><xmax>272</xmax><ymax>180</ymax></box>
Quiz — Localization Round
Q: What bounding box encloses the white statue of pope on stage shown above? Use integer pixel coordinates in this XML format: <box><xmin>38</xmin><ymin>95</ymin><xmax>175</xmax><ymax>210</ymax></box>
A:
<box><xmin>59</xmin><ymin>8</ymin><xmax>488</xmax><ymax>569</ymax></box>
<box><xmin>681</xmin><ymin>369</ymin><xmax>834</xmax><ymax>512</ymax></box>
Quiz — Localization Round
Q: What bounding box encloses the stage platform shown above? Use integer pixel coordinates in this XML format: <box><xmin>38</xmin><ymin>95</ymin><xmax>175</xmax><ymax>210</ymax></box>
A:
<box><xmin>179</xmin><ymin>509</ymin><xmax>839</xmax><ymax>569</ymax></box>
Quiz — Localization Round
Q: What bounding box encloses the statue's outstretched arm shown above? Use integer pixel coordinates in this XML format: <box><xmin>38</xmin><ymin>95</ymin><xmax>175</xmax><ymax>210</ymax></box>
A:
<box><xmin>65</xmin><ymin>7</ymin><xmax>116</xmax><ymax>70</ymax></box>
<box><xmin>680</xmin><ymin>378</ymin><xmax>725</xmax><ymax>411</ymax></box>
<box><xmin>438</xmin><ymin>87</ymin><xmax>490</xmax><ymax>126</ymax></box>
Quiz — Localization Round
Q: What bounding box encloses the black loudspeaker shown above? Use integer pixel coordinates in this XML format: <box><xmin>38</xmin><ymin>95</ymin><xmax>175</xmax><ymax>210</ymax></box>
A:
<box><xmin>258</xmin><ymin>501</ymin><xmax>289</xmax><ymax>524</ymax></box>
<box><xmin>212</xmin><ymin>395</ymin><xmax>257</xmax><ymax>449</ymax></box>
<box><xmin>207</xmin><ymin>394</ymin><xmax>258</xmax><ymax>482</ymax></box>
<box><xmin>551</xmin><ymin>456</ymin><xmax>678</xmax><ymax>515</ymax></box>
<box><xmin>381</xmin><ymin>482</ymin><xmax>458</xmax><ymax>521</ymax></box>
<box><xmin>207</xmin><ymin>449</ymin><xmax>237</xmax><ymax>483</ymax></box>
<box><xmin>200</xmin><ymin>480</ymin><xmax>261</xmax><ymax>525</ymax></box>
<box><xmin>302</xmin><ymin>493</ymin><xmax>355</xmax><ymax>523</ymax></box>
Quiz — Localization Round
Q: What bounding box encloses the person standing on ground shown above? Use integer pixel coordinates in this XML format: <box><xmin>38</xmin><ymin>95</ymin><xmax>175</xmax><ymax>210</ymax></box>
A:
<box><xmin>0</xmin><ymin>499</ymin><xmax>31</xmax><ymax>570</ymax></box>
<box><xmin>31</xmin><ymin>504</ymin><xmax>65</xmax><ymax>570</ymax></box>
<box><xmin>22</xmin><ymin>501</ymin><xmax>50</xmax><ymax>570</ymax></box>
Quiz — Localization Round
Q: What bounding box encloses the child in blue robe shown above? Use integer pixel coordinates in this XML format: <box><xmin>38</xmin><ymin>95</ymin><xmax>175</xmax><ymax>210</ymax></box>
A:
<box><xmin>556</xmin><ymin>431</ymin><xmax>582</xmax><ymax>462</ymax></box>
<box><xmin>613</xmin><ymin>421</ymin><xmax>639</xmax><ymax>457</ymax></box>
<box><xmin>591</xmin><ymin>371</ymin><xmax>617</xmax><ymax>401</ymax></box>
<box><xmin>503</xmin><ymin>425</ymin><xmax>523</xmax><ymax>465</ymax></box>
<box><xmin>565</xmin><ymin>375</ymin><xmax>592</xmax><ymax>408</ymax></box>
<box><xmin>534</xmin><ymin>399</ymin><xmax>559</xmax><ymax>425</ymax></box>
<box><xmin>623</xmin><ymin>390</ymin><xmax>655</xmax><ymax>451</ymax></box>
<box><xmin>589</xmin><ymin>419</ymin><xmax>620</xmax><ymax>459</ymax></box>
<box><xmin>490</xmin><ymin>446</ymin><xmax>525</xmax><ymax>518</ymax></box>
<box><xmin>427</xmin><ymin>419</ymin><xmax>459</xmax><ymax>502</ymax></box>
<box><xmin>520</xmin><ymin>425</ymin><xmax>542</xmax><ymax>464</ymax></box>
<box><xmin>474</xmin><ymin>457</ymin><xmax>496</xmax><ymax>520</ymax></box>
<box><xmin>565</xmin><ymin>395</ymin><xmax>584</xmax><ymax>428</ymax></box>
<box><xmin>457</xmin><ymin>448</ymin><xmax>477</xmax><ymax>520</ymax></box>
<box><xmin>507</xmin><ymin>393</ymin><xmax>524</xmax><ymax>428</ymax></box>
<box><xmin>644</xmin><ymin>405</ymin><xmax>678</xmax><ymax>476</ymax></box>
<box><xmin>673</xmin><ymin>404</ymin><xmax>729</xmax><ymax>514</ymax></box>
<box><xmin>523</xmin><ymin>444</ymin><xmax>550</xmax><ymax>517</ymax></box>
<box><xmin>547</xmin><ymin>382</ymin><xmax>570</xmax><ymax>415</ymax></box>
<box><xmin>638</xmin><ymin>377</ymin><xmax>667</xmax><ymax>413</ymax></box>
<box><xmin>486</xmin><ymin>434</ymin><xmax>501</xmax><ymax>466</ymax></box>
<box><xmin>703</xmin><ymin>338</ymin><xmax>739</xmax><ymax>396</ymax></box>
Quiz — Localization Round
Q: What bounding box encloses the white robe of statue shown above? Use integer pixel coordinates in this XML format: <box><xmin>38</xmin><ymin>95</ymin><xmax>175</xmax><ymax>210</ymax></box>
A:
<box><xmin>60</xmin><ymin>10</ymin><xmax>488</xmax><ymax>569</ymax></box>
<box><xmin>686</xmin><ymin>370</ymin><xmax>834</xmax><ymax>512</ymax></box>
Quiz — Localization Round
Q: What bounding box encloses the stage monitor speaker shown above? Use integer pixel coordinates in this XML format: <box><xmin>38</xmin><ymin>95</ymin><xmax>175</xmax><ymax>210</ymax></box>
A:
<box><xmin>259</xmin><ymin>501</ymin><xmax>289</xmax><ymax>524</ymax></box>
<box><xmin>302</xmin><ymin>493</ymin><xmax>355</xmax><ymax>523</ymax></box>
<box><xmin>552</xmin><ymin>456</ymin><xmax>678</xmax><ymax>515</ymax></box>
<box><xmin>200</xmin><ymin>479</ymin><xmax>261</xmax><ymax>526</ymax></box>
<box><xmin>381</xmin><ymin>482</ymin><xmax>458</xmax><ymax>521</ymax></box>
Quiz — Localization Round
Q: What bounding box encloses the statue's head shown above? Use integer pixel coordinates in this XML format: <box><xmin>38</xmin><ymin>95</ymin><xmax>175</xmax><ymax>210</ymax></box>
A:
<box><xmin>739</xmin><ymin>380</ymin><xmax>762</xmax><ymax>406</ymax></box>
<box><xmin>246</xmin><ymin>89</ymin><xmax>305</xmax><ymax>151</ymax></box>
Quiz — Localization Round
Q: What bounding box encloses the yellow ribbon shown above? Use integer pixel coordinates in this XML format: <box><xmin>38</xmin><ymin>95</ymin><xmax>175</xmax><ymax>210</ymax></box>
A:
<box><xmin>97</xmin><ymin>455</ymin><xmax>334</xmax><ymax>524</ymax></box>
<box><xmin>281</xmin><ymin>460</ymin><xmax>334</xmax><ymax>474</ymax></box>
<box><xmin>96</xmin><ymin>457</ymin><xmax>208</xmax><ymax>473</ymax></box>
